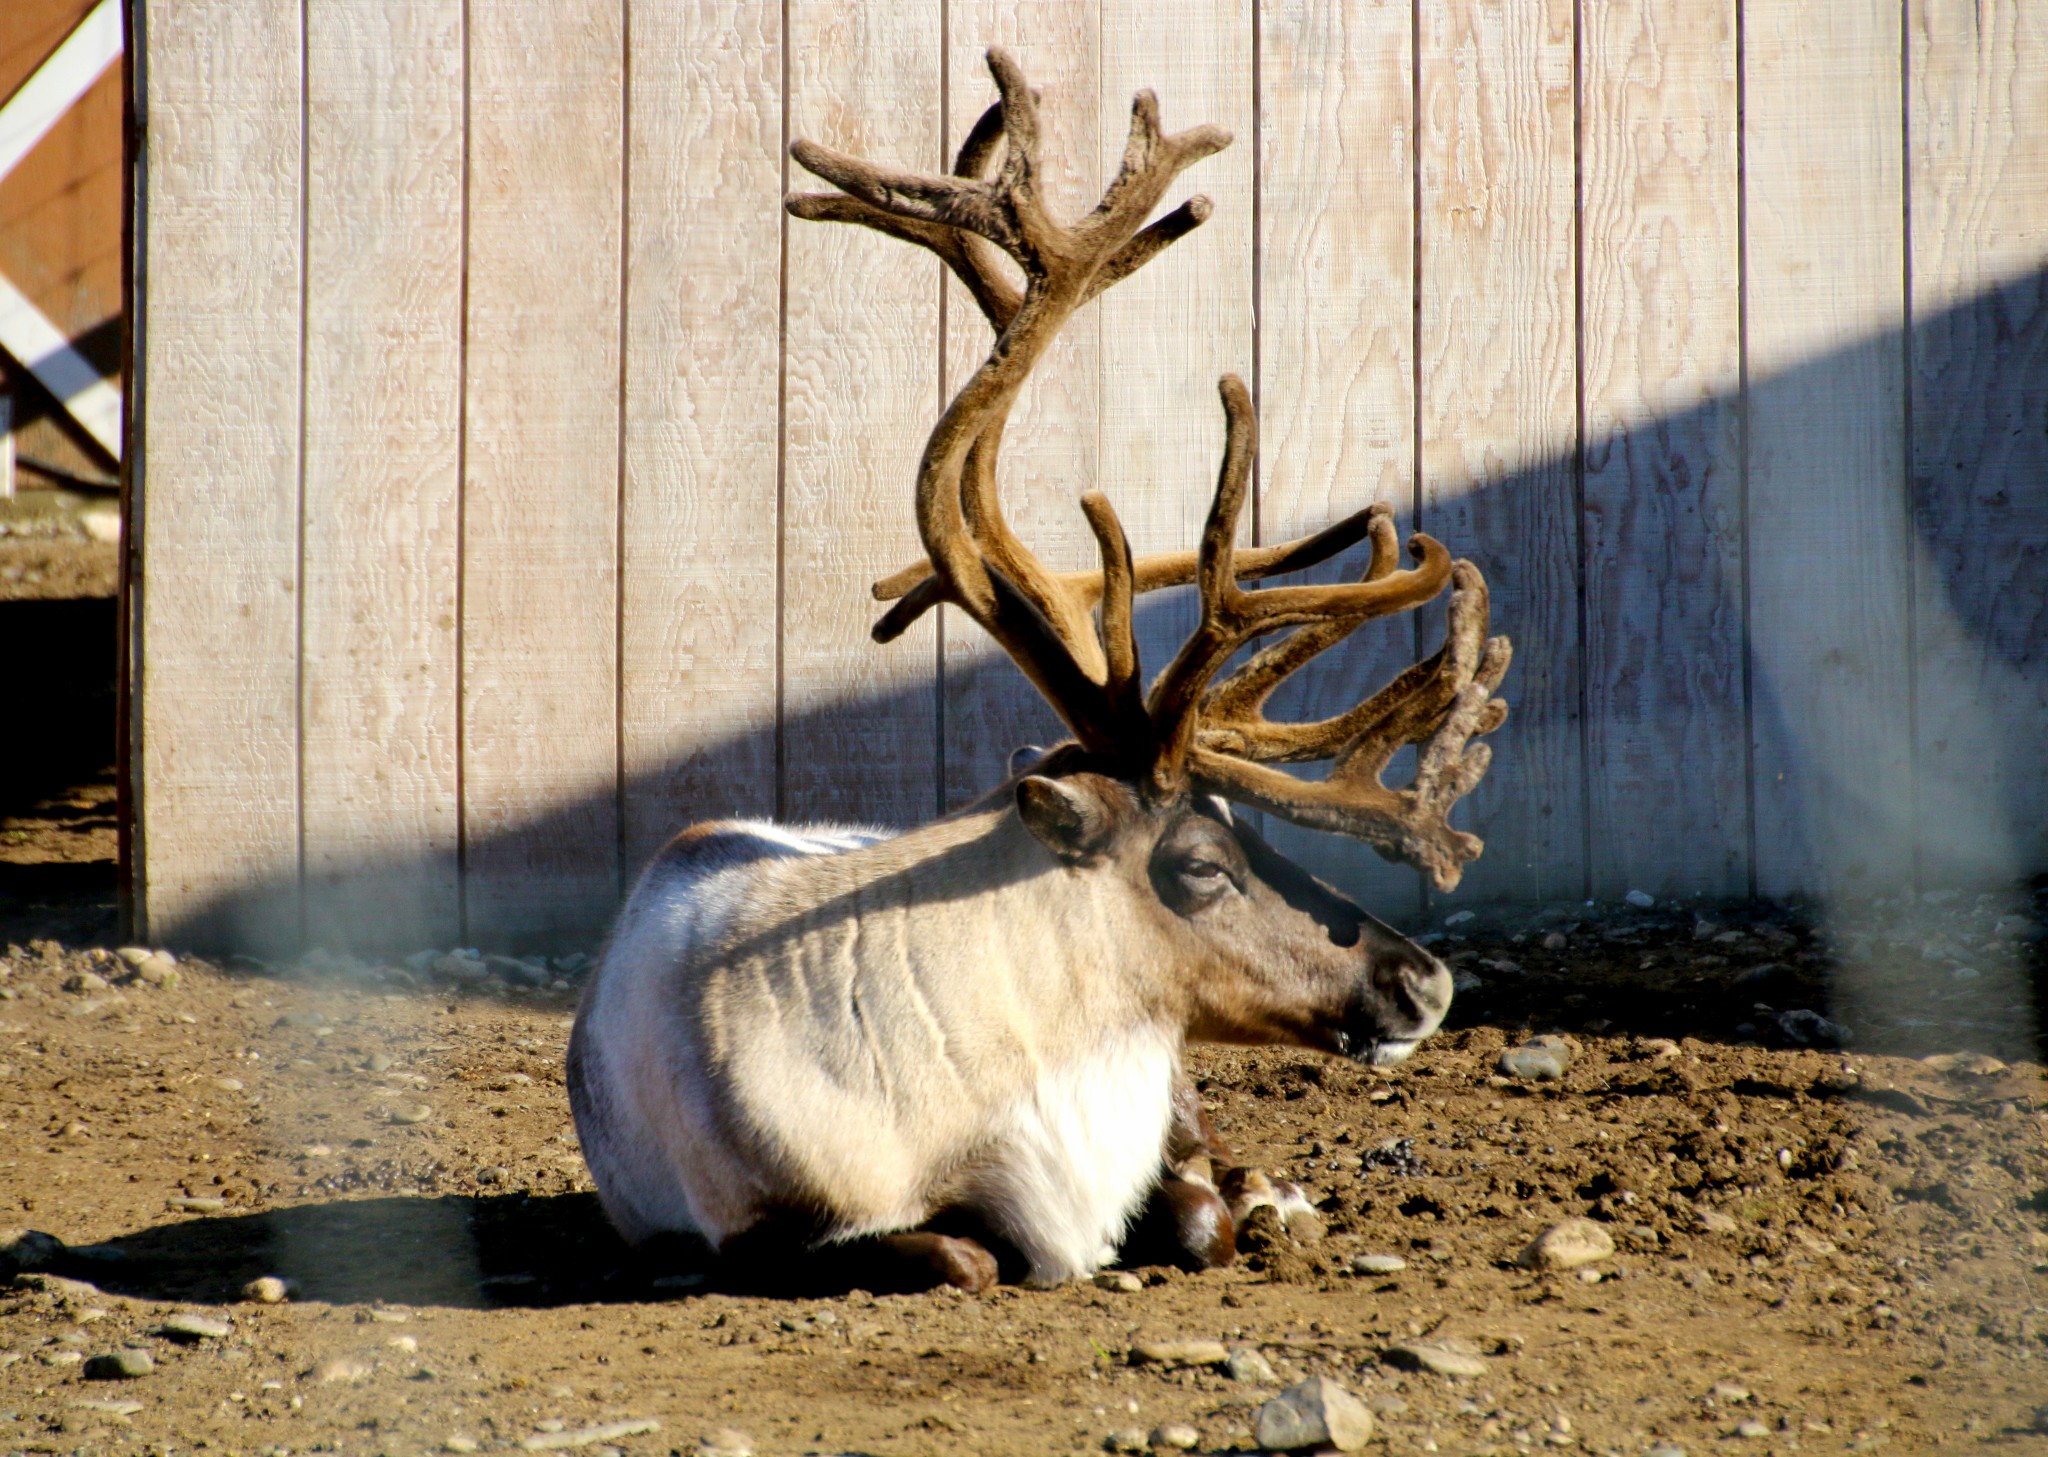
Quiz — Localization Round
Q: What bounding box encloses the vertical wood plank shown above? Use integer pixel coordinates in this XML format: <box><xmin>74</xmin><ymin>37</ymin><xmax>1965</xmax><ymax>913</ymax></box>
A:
<box><xmin>1908</xmin><ymin>0</ymin><xmax>2048</xmax><ymax>888</ymax></box>
<box><xmin>783</xmin><ymin>1</ymin><xmax>942</xmax><ymax>827</ymax></box>
<box><xmin>1579</xmin><ymin>0</ymin><xmax>1746</xmax><ymax>898</ymax></box>
<box><xmin>939</xmin><ymin>7</ymin><xmax>1100</xmax><ymax>810</ymax></box>
<box><xmin>300</xmin><ymin>0</ymin><xmax>463</xmax><ymax>950</ymax></box>
<box><xmin>619</xmin><ymin>0</ymin><xmax>782</xmax><ymax>868</ymax></box>
<box><xmin>1098</xmin><ymin>0</ymin><xmax>1254</xmax><ymax>759</ymax></box>
<box><xmin>1254</xmin><ymin>0</ymin><xmax>1420</xmax><ymax>915</ymax></box>
<box><xmin>1417</xmin><ymin>0</ymin><xmax>1582</xmax><ymax>903</ymax></box>
<box><xmin>1745</xmin><ymin>0</ymin><xmax>1910</xmax><ymax>898</ymax></box>
<box><xmin>462</xmin><ymin>0</ymin><xmax>623</xmax><ymax>944</ymax></box>
<box><xmin>136</xmin><ymin>0</ymin><xmax>303</xmax><ymax>948</ymax></box>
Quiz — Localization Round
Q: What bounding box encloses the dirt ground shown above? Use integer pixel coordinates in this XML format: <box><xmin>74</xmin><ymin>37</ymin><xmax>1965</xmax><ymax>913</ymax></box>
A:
<box><xmin>0</xmin><ymin>878</ymin><xmax>2044</xmax><ymax>1457</ymax></box>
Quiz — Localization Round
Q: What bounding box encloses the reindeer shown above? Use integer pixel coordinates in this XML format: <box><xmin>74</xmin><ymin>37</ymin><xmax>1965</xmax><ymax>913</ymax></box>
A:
<box><xmin>568</xmin><ymin>50</ymin><xmax>1510</xmax><ymax>1294</ymax></box>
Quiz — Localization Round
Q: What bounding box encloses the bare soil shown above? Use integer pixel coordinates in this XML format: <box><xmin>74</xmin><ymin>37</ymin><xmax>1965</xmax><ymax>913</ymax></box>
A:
<box><xmin>1</xmin><ymin>885</ymin><xmax>2045</xmax><ymax>1457</ymax></box>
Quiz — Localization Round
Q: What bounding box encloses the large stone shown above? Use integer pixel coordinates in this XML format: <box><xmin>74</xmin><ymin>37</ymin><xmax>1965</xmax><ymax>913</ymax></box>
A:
<box><xmin>1130</xmin><ymin>1339</ymin><xmax>1229</xmax><ymax>1368</ymax></box>
<box><xmin>84</xmin><ymin>1349</ymin><xmax>154</xmax><ymax>1380</ymax></box>
<box><xmin>1384</xmin><ymin>1342</ymin><xmax>1488</xmax><ymax>1378</ymax></box>
<box><xmin>1519</xmin><ymin>1217</ymin><xmax>1615</xmax><ymax>1271</ymax></box>
<box><xmin>159</xmin><ymin>1312</ymin><xmax>232</xmax><ymax>1342</ymax></box>
<box><xmin>0</xmin><ymin>1227</ymin><xmax>65</xmax><ymax>1275</ymax></box>
<box><xmin>1253</xmin><ymin>1376</ymin><xmax>1373</xmax><ymax>1452</ymax></box>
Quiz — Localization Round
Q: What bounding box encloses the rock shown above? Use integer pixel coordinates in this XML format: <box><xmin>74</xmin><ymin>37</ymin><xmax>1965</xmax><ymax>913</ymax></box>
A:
<box><xmin>243</xmin><ymin>1275</ymin><xmax>292</xmax><ymax>1304</ymax></box>
<box><xmin>1254</xmin><ymin>1376</ymin><xmax>1373</xmax><ymax>1451</ymax></box>
<box><xmin>389</xmin><ymin>1103</ymin><xmax>435</xmax><ymax>1126</ymax></box>
<box><xmin>171</xmin><ymin>1197</ymin><xmax>227</xmax><ymax>1214</ymax></box>
<box><xmin>158</xmin><ymin>1312</ymin><xmax>232</xmax><ymax>1342</ymax></box>
<box><xmin>64</xmin><ymin>971</ymin><xmax>110</xmax><ymax>993</ymax></box>
<box><xmin>115</xmin><ymin>947</ymin><xmax>154</xmax><ymax>967</ymax></box>
<box><xmin>1708</xmin><ymin>1382</ymin><xmax>1752</xmax><ymax>1404</ymax></box>
<box><xmin>1151</xmin><ymin>1423</ymin><xmax>1200</xmax><ymax>1450</ymax></box>
<box><xmin>1103</xmin><ymin>1429</ymin><xmax>1147</xmax><ymax>1453</ymax></box>
<box><xmin>1732</xmin><ymin>1420</ymin><xmax>1769</xmax><ymax>1439</ymax></box>
<box><xmin>135</xmin><ymin>956</ymin><xmax>180</xmax><ymax>988</ymax></box>
<box><xmin>14</xmin><ymin>1271</ymin><xmax>100</xmax><ymax>1300</ymax></box>
<box><xmin>1541</xmin><ymin>931</ymin><xmax>1569</xmax><ymax>951</ymax></box>
<box><xmin>1351</xmin><ymin>1253</ymin><xmax>1408</xmax><ymax>1275</ymax></box>
<box><xmin>1131</xmin><ymin>1339</ymin><xmax>1229</xmax><ymax>1368</ymax></box>
<box><xmin>1644</xmin><ymin>1447</ymin><xmax>1689</xmax><ymax>1457</ymax></box>
<box><xmin>1639</xmin><ymin>1037</ymin><xmax>1682</xmax><ymax>1059</ymax></box>
<box><xmin>1443</xmin><ymin>910</ymin><xmax>1476</xmax><ymax>927</ymax></box>
<box><xmin>514</xmin><ymin>1419</ymin><xmax>664</xmax><ymax>1452</ymax></box>
<box><xmin>1093</xmin><ymin>1270</ymin><xmax>1143</xmax><ymax>1293</ymax></box>
<box><xmin>487</xmin><ymin>954</ymin><xmax>551</xmax><ymax>989</ymax></box>
<box><xmin>1497</xmin><ymin>1041</ymin><xmax>1570</xmax><ymax>1081</ymax></box>
<box><xmin>309</xmin><ymin>1353</ymin><xmax>374</xmax><ymax>1384</ymax></box>
<box><xmin>444</xmin><ymin>1438</ymin><xmax>480</xmax><ymax>1454</ymax></box>
<box><xmin>0</xmin><ymin>1227</ymin><xmax>65</xmax><ymax>1275</ymax></box>
<box><xmin>1624</xmin><ymin>889</ymin><xmax>1656</xmax><ymax>908</ymax></box>
<box><xmin>477</xmin><ymin>1166</ymin><xmax>509</xmax><ymax>1185</ymax></box>
<box><xmin>1920</xmin><ymin>1051</ymin><xmax>2005</xmax><ymax>1076</ymax></box>
<box><xmin>1384</xmin><ymin>1343</ymin><xmax>1488</xmax><ymax>1378</ymax></box>
<box><xmin>433</xmin><ymin>952</ymin><xmax>490</xmax><ymax>985</ymax></box>
<box><xmin>1519</xmin><ymin>1217</ymin><xmax>1614</xmax><ymax>1271</ymax></box>
<box><xmin>1693</xmin><ymin>1208</ymin><xmax>1739</xmax><ymax>1235</ymax></box>
<box><xmin>1226</xmin><ymin>1346</ymin><xmax>1278</xmax><ymax>1384</ymax></box>
<box><xmin>84</xmin><ymin>1349</ymin><xmax>154</xmax><ymax>1380</ymax></box>
<box><xmin>364</xmin><ymin>1052</ymin><xmax>395</xmax><ymax>1073</ymax></box>
<box><xmin>1777</xmin><ymin>1009</ymin><xmax>1851</xmax><ymax>1047</ymax></box>
<box><xmin>693</xmin><ymin>1428</ymin><xmax>749</xmax><ymax>1457</ymax></box>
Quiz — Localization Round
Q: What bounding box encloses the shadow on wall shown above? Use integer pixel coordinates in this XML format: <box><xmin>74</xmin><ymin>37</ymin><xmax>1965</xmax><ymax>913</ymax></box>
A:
<box><xmin>171</xmin><ymin>266</ymin><xmax>2046</xmax><ymax>956</ymax></box>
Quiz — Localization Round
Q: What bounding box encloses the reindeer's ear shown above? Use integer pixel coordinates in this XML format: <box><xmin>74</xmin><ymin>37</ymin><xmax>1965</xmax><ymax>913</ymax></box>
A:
<box><xmin>1016</xmin><ymin>775</ymin><xmax>1115</xmax><ymax>864</ymax></box>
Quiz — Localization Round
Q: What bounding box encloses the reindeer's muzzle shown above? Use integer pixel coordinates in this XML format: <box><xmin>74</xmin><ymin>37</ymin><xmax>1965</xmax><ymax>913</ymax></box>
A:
<box><xmin>1338</xmin><ymin>942</ymin><xmax>1455</xmax><ymax>1066</ymax></box>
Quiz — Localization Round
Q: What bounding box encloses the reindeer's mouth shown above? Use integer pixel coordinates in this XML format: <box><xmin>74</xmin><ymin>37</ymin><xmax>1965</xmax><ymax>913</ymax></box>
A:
<box><xmin>1326</xmin><ymin>1027</ymin><xmax>1424</xmax><ymax>1066</ymax></box>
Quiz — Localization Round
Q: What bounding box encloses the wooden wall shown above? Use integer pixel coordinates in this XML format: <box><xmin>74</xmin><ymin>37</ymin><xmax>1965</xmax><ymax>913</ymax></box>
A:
<box><xmin>130</xmin><ymin>0</ymin><xmax>2048</xmax><ymax>950</ymax></box>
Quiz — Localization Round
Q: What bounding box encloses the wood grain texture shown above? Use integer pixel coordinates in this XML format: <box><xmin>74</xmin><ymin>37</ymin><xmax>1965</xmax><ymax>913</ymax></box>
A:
<box><xmin>1907</xmin><ymin>0</ymin><xmax>2048</xmax><ymax>888</ymax></box>
<box><xmin>619</xmin><ymin>0</ymin><xmax>782</xmax><ymax>869</ymax></box>
<box><xmin>1416</xmin><ymin>0</ymin><xmax>1582</xmax><ymax>904</ymax></box>
<box><xmin>939</xmin><ymin>6</ymin><xmax>1101</xmax><ymax>811</ymax></box>
<box><xmin>1745</xmin><ymin>0</ymin><xmax>1911</xmax><ymax>898</ymax></box>
<box><xmin>461</xmin><ymin>0</ymin><xmax>623</xmax><ymax>944</ymax></box>
<box><xmin>1579</xmin><ymin>0</ymin><xmax>1745</xmax><ymax>898</ymax></box>
<box><xmin>135</xmin><ymin>0</ymin><xmax>303</xmax><ymax>948</ymax></box>
<box><xmin>1253</xmin><ymin>0</ymin><xmax>1424</xmax><ymax>916</ymax></box>
<box><xmin>1098</xmin><ymin>0</ymin><xmax>1254</xmax><ymax>792</ymax></box>
<box><xmin>782</xmin><ymin>0</ymin><xmax>942</xmax><ymax>828</ymax></box>
<box><xmin>299</xmin><ymin>0</ymin><xmax>463</xmax><ymax>950</ymax></box>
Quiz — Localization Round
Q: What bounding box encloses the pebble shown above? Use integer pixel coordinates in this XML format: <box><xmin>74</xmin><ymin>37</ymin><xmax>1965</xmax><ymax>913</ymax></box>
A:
<box><xmin>84</xmin><ymin>1349</ymin><xmax>154</xmax><ymax>1380</ymax></box>
<box><xmin>1519</xmin><ymin>1217</ymin><xmax>1615</xmax><ymax>1271</ymax></box>
<box><xmin>1443</xmin><ymin>910</ymin><xmax>1476</xmax><ymax>927</ymax></box>
<box><xmin>171</xmin><ymin>1197</ymin><xmax>227</xmax><ymax>1214</ymax></box>
<box><xmin>1639</xmin><ymin>1037</ymin><xmax>1682</xmax><ymax>1058</ymax></box>
<box><xmin>114</xmin><ymin>947</ymin><xmax>154</xmax><ymax>967</ymax></box>
<box><xmin>1384</xmin><ymin>1343</ymin><xmax>1487</xmax><ymax>1378</ymax></box>
<box><xmin>1624</xmin><ymin>889</ymin><xmax>1656</xmax><ymax>908</ymax></box>
<box><xmin>1102</xmin><ymin>1429</ymin><xmax>1147</xmax><ymax>1453</ymax></box>
<box><xmin>1497</xmin><ymin>1038</ymin><xmax>1570</xmax><ymax>1081</ymax></box>
<box><xmin>1920</xmin><ymin>1051</ymin><xmax>2005</xmax><ymax>1076</ymax></box>
<box><xmin>309</xmin><ymin>1353</ymin><xmax>374</xmax><ymax>1384</ymax></box>
<box><xmin>364</xmin><ymin>1053</ymin><xmax>395</xmax><ymax>1073</ymax></box>
<box><xmin>695</xmin><ymin>1428</ymin><xmax>750</xmax><ymax>1457</ymax></box>
<box><xmin>1708</xmin><ymin>1383</ymin><xmax>1752</xmax><ymax>1404</ymax></box>
<box><xmin>1732</xmin><ymin>1420</ymin><xmax>1770</xmax><ymax>1439</ymax></box>
<box><xmin>1541</xmin><ymin>931</ymin><xmax>1569</xmax><ymax>951</ymax></box>
<box><xmin>158</xmin><ymin>1312</ymin><xmax>232</xmax><ymax>1342</ymax></box>
<box><xmin>1131</xmin><ymin>1339</ymin><xmax>1229</xmax><ymax>1368</ymax></box>
<box><xmin>1644</xmin><ymin>1447</ymin><xmax>1689</xmax><ymax>1457</ymax></box>
<box><xmin>1254</xmin><ymin>1376</ymin><xmax>1374</xmax><ymax>1451</ymax></box>
<box><xmin>1351</xmin><ymin>1253</ymin><xmax>1408</xmax><ymax>1275</ymax></box>
<box><xmin>444</xmin><ymin>1438</ymin><xmax>480</xmax><ymax>1454</ymax></box>
<box><xmin>521</xmin><ymin>1419</ymin><xmax>663</xmax><ymax>1451</ymax></box>
<box><xmin>434</xmin><ymin>952</ymin><xmax>490</xmax><ymax>985</ymax></box>
<box><xmin>487</xmin><ymin>954</ymin><xmax>551</xmax><ymax>989</ymax></box>
<box><xmin>390</xmin><ymin>1103</ymin><xmax>435</xmax><ymax>1125</ymax></box>
<box><xmin>136</xmin><ymin>955</ymin><xmax>180</xmax><ymax>988</ymax></box>
<box><xmin>1151</xmin><ymin>1423</ymin><xmax>1200</xmax><ymax>1450</ymax></box>
<box><xmin>1226</xmin><ymin>1347</ymin><xmax>1278</xmax><ymax>1384</ymax></box>
<box><xmin>1694</xmin><ymin>1208</ymin><xmax>1739</xmax><ymax>1235</ymax></box>
<box><xmin>243</xmin><ymin>1276</ymin><xmax>292</xmax><ymax>1304</ymax></box>
<box><xmin>63</xmin><ymin>971</ymin><xmax>111</xmax><ymax>993</ymax></box>
<box><xmin>1093</xmin><ymin>1270</ymin><xmax>1143</xmax><ymax>1293</ymax></box>
<box><xmin>1776</xmin><ymin>1009</ymin><xmax>1851</xmax><ymax>1047</ymax></box>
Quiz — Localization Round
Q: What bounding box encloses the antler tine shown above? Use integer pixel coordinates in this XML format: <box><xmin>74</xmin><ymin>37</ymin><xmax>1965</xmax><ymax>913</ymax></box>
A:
<box><xmin>1144</xmin><ymin>379</ymin><xmax>1455</xmax><ymax>791</ymax></box>
<box><xmin>788</xmin><ymin>47</ymin><xmax>1236</xmax><ymax>753</ymax></box>
<box><xmin>1186</xmin><ymin>562</ymin><xmax>1513</xmax><ymax>891</ymax></box>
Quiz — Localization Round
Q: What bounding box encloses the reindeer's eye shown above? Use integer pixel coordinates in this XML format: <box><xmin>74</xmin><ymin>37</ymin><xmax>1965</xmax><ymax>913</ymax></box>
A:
<box><xmin>1181</xmin><ymin>860</ymin><xmax>1230</xmax><ymax>883</ymax></box>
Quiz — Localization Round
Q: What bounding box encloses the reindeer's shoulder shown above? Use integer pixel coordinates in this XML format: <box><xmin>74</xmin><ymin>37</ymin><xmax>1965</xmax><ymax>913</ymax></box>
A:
<box><xmin>642</xmin><ymin>819</ymin><xmax>895</xmax><ymax>887</ymax></box>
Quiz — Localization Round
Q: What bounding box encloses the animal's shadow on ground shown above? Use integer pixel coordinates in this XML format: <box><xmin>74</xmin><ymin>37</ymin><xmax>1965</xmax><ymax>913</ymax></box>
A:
<box><xmin>51</xmin><ymin>1193</ymin><xmax>724</xmax><ymax>1311</ymax></box>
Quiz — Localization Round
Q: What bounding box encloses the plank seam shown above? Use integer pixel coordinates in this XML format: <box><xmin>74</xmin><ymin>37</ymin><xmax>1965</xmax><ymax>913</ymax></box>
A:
<box><xmin>1408</xmin><ymin>0</ymin><xmax>1425</xmax><ymax>920</ymax></box>
<box><xmin>1249</xmin><ymin>0</ymin><xmax>1262</xmax><ymax>549</ymax></box>
<box><xmin>121</xmin><ymin>0</ymin><xmax>147</xmax><ymax>939</ymax></box>
<box><xmin>1889</xmin><ymin>0</ymin><xmax>1920</xmax><ymax>897</ymax></box>
<box><xmin>935</xmin><ymin>0</ymin><xmax>949</xmax><ymax>818</ymax></box>
<box><xmin>773</xmin><ymin>0</ymin><xmax>789</xmax><ymax>824</ymax></box>
<box><xmin>615</xmin><ymin>0</ymin><xmax>633</xmax><ymax>895</ymax></box>
<box><xmin>1736</xmin><ymin>0</ymin><xmax>1758</xmax><ymax>901</ymax></box>
<box><xmin>456</xmin><ymin>0</ymin><xmax>474</xmax><ymax>942</ymax></box>
<box><xmin>1570</xmin><ymin>0</ymin><xmax>1592</xmax><ymax>903</ymax></box>
<box><xmin>293</xmin><ymin>0</ymin><xmax>311</xmax><ymax>945</ymax></box>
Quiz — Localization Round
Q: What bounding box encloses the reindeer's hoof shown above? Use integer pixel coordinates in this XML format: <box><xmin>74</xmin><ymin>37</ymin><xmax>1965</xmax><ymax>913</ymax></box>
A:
<box><xmin>1120</xmin><ymin>1172</ymin><xmax>1236</xmax><ymax>1271</ymax></box>
<box><xmin>876</xmin><ymin>1231</ymin><xmax>999</xmax><ymax>1293</ymax></box>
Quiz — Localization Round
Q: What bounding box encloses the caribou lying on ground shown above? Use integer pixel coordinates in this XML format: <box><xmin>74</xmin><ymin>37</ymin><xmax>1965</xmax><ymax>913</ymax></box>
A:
<box><xmin>568</xmin><ymin>50</ymin><xmax>1511</xmax><ymax>1293</ymax></box>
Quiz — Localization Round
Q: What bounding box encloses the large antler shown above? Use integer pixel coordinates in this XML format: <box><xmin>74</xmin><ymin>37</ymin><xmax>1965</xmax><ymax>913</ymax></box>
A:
<box><xmin>787</xmin><ymin>50</ymin><xmax>1511</xmax><ymax>889</ymax></box>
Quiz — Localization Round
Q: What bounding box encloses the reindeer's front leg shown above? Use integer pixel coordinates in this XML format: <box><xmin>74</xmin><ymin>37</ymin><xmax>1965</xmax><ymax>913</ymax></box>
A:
<box><xmin>1117</xmin><ymin>1074</ymin><xmax>1238</xmax><ymax>1270</ymax></box>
